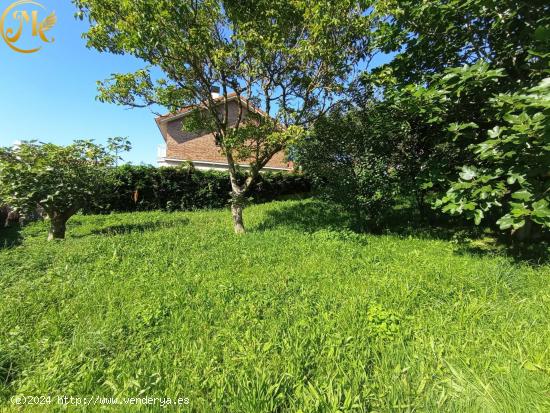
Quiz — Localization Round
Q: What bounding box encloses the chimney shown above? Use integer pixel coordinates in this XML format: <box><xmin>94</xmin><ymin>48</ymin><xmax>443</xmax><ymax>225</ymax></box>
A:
<box><xmin>211</xmin><ymin>86</ymin><xmax>221</xmax><ymax>99</ymax></box>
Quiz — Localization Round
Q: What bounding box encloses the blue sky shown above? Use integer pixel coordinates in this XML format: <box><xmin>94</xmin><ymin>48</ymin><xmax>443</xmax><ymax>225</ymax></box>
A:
<box><xmin>0</xmin><ymin>0</ymin><xmax>162</xmax><ymax>164</ymax></box>
<box><xmin>0</xmin><ymin>0</ymin><xmax>393</xmax><ymax>165</ymax></box>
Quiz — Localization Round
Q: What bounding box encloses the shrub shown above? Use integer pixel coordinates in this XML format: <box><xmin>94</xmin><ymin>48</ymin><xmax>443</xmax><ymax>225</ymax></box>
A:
<box><xmin>297</xmin><ymin>106</ymin><xmax>410</xmax><ymax>230</ymax></box>
<box><xmin>0</xmin><ymin>139</ymin><xmax>129</xmax><ymax>240</ymax></box>
<box><xmin>87</xmin><ymin>165</ymin><xmax>310</xmax><ymax>214</ymax></box>
<box><xmin>437</xmin><ymin>77</ymin><xmax>550</xmax><ymax>239</ymax></box>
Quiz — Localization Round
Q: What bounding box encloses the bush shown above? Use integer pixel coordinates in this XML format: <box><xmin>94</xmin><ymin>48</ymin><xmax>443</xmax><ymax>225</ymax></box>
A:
<box><xmin>437</xmin><ymin>77</ymin><xmax>550</xmax><ymax>239</ymax></box>
<box><xmin>0</xmin><ymin>139</ymin><xmax>129</xmax><ymax>240</ymax></box>
<box><xmin>297</xmin><ymin>104</ymin><xmax>417</xmax><ymax>230</ymax></box>
<box><xmin>87</xmin><ymin>165</ymin><xmax>310</xmax><ymax>213</ymax></box>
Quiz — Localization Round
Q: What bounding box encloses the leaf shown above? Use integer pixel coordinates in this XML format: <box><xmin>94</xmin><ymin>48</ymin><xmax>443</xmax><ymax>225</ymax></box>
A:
<box><xmin>510</xmin><ymin>202</ymin><xmax>530</xmax><ymax>217</ymax></box>
<box><xmin>532</xmin><ymin>199</ymin><xmax>550</xmax><ymax>211</ymax></box>
<box><xmin>474</xmin><ymin>209</ymin><xmax>484</xmax><ymax>225</ymax></box>
<box><xmin>506</xmin><ymin>173</ymin><xmax>525</xmax><ymax>185</ymax></box>
<box><xmin>459</xmin><ymin>166</ymin><xmax>477</xmax><ymax>181</ymax></box>
<box><xmin>40</xmin><ymin>11</ymin><xmax>57</xmax><ymax>32</ymax></box>
<box><xmin>532</xmin><ymin>199</ymin><xmax>550</xmax><ymax>223</ymax></box>
<box><xmin>511</xmin><ymin>189</ymin><xmax>532</xmax><ymax>201</ymax></box>
<box><xmin>487</xmin><ymin>126</ymin><xmax>501</xmax><ymax>139</ymax></box>
<box><xmin>497</xmin><ymin>214</ymin><xmax>515</xmax><ymax>230</ymax></box>
<box><xmin>448</xmin><ymin>122</ymin><xmax>478</xmax><ymax>132</ymax></box>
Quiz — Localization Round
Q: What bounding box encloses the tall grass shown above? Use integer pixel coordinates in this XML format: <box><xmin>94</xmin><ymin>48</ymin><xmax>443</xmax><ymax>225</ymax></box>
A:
<box><xmin>1</xmin><ymin>200</ymin><xmax>548</xmax><ymax>412</ymax></box>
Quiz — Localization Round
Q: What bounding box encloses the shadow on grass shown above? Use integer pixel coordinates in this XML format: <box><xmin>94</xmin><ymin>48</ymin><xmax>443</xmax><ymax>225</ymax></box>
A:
<box><xmin>454</xmin><ymin>240</ymin><xmax>549</xmax><ymax>266</ymax></box>
<box><xmin>255</xmin><ymin>200</ymin><xmax>355</xmax><ymax>233</ymax></box>
<box><xmin>90</xmin><ymin>218</ymin><xmax>190</xmax><ymax>236</ymax></box>
<box><xmin>256</xmin><ymin>199</ymin><xmax>549</xmax><ymax>265</ymax></box>
<box><xmin>255</xmin><ymin>199</ymin><xmax>479</xmax><ymax>241</ymax></box>
<box><xmin>0</xmin><ymin>351</ymin><xmax>19</xmax><ymax>387</ymax></box>
<box><xmin>0</xmin><ymin>225</ymin><xmax>22</xmax><ymax>249</ymax></box>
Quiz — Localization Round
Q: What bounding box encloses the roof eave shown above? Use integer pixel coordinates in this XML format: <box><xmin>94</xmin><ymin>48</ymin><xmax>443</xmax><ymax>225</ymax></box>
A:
<box><xmin>155</xmin><ymin>95</ymin><xmax>268</xmax><ymax>125</ymax></box>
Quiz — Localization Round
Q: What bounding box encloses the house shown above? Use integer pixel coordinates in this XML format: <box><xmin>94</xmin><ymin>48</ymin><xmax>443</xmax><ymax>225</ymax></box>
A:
<box><xmin>155</xmin><ymin>90</ymin><xmax>292</xmax><ymax>171</ymax></box>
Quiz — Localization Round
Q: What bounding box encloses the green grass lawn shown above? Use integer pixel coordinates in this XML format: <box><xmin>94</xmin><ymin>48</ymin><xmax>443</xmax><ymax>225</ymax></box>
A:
<box><xmin>1</xmin><ymin>199</ymin><xmax>549</xmax><ymax>412</ymax></box>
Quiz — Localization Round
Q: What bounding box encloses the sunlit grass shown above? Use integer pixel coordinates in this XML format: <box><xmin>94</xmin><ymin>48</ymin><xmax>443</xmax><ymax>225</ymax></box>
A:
<box><xmin>1</xmin><ymin>199</ymin><xmax>549</xmax><ymax>412</ymax></box>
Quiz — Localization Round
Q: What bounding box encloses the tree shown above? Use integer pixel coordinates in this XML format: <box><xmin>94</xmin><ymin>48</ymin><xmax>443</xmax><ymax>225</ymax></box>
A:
<box><xmin>343</xmin><ymin>0</ymin><xmax>549</xmax><ymax>235</ymax></box>
<box><xmin>437</xmin><ymin>77</ymin><xmax>550</xmax><ymax>238</ymax></box>
<box><xmin>297</xmin><ymin>63</ymin><xmax>490</xmax><ymax>228</ymax></box>
<box><xmin>369</xmin><ymin>0</ymin><xmax>549</xmax><ymax>87</ymax></box>
<box><xmin>0</xmin><ymin>138</ymin><xmax>130</xmax><ymax>240</ymax></box>
<box><xmin>74</xmin><ymin>0</ymin><xmax>371</xmax><ymax>233</ymax></box>
<box><xmin>298</xmin><ymin>0</ymin><xmax>550</xmax><ymax>237</ymax></box>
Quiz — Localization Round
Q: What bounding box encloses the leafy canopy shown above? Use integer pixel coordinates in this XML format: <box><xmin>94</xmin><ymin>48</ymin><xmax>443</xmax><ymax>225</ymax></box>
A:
<box><xmin>0</xmin><ymin>138</ymin><xmax>130</xmax><ymax>218</ymax></box>
<box><xmin>437</xmin><ymin>78</ymin><xmax>550</xmax><ymax>231</ymax></box>
<box><xmin>74</xmin><ymin>0</ymin><xmax>371</xmax><ymax>166</ymax></box>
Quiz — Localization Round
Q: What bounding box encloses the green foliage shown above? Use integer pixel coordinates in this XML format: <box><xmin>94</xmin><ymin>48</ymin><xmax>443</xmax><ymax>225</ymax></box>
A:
<box><xmin>0</xmin><ymin>138</ymin><xmax>129</xmax><ymax>222</ymax></box>
<box><xmin>0</xmin><ymin>138</ymin><xmax>130</xmax><ymax>239</ymax></box>
<box><xmin>88</xmin><ymin>165</ymin><xmax>311</xmax><ymax>213</ymax></box>
<box><xmin>370</xmin><ymin>0</ymin><xmax>549</xmax><ymax>86</ymax></box>
<box><xmin>387</xmin><ymin>62</ymin><xmax>508</xmax><ymax>196</ymax></box>
<box><xmin>302</xmin><ymin>0</ymin><xmax>549</xmax><ymax>238</ymax></box>
<box><xmin>74</xmin><ymin>0</ymin><xmax>372</xmax><ymax>231</ymax></box>
<box><xmin>300</xmin><ymin>60</ymin><xmax>517</xmax><ymax>229</ymax></box>
<box><xmin>438</xmin><ymin>78</ymin><xmax>550</xmax><ymax>232</ymax></box>
<box><xmin>367</xmin><ymin>60</ymin><xmax>550</xmax><ymax>236</ymax></box>
<box><xmin>298</xmin><ymin>107</ymin><xmax>402</xmax><ymax>228</ymax></box>
<box><xmin>1</xmin><ymin>200</ymin><xmax>549</xmax><ymax>411</ymax></box>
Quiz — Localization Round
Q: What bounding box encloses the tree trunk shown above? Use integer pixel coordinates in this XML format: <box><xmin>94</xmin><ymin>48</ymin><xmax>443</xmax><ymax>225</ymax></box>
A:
<box><xmin>231</xmin><ymin>200</ymin><xmax>245</xmax><ymax>234</ymax></box>
<box><xmin>514</xmin><ymin>218</ymin><xmax>540</xmax><ymax>242</ymax></box>
<box><xmin>225</xmin><ymin>150</ymin><xmax>258</xmax><ymax>234</ymax></box>
<box><xmin>47</xmin><ymin>213</ymin><xmax>68</xmax><ymax>241</ymax></box>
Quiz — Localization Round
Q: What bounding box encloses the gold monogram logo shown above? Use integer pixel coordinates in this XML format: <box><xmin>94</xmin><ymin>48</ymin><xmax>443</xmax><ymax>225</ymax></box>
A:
<box><xmin>0</xmin><ymin>0</ymin><xmax>56</xmax><ymax>53</ymax></box>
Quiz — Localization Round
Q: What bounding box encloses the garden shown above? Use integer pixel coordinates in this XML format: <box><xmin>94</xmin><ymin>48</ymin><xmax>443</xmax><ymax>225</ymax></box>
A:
<box><xmin>1</xmin><ymin>200</ymin><xmax>549</xmax><ymax>411</ymax></box>
<box><xmin>0</xmin><ymin>0</ymin><xmax>549</xmax><ymax>411</ymax></box>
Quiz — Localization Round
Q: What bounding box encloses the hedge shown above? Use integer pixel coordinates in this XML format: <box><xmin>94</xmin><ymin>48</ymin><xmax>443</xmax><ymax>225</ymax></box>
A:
<box><xmin>87</xmin><ymin>164</ymin><xmax>311</xmax><ymax>213</ymax></box>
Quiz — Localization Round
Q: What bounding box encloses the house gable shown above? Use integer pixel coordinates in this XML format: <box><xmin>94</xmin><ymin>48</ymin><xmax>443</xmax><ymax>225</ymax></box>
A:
<box><xmin>156</xmin><ymin>97</ymin><xmax>291</xmax><ymax>171</ymax></box>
